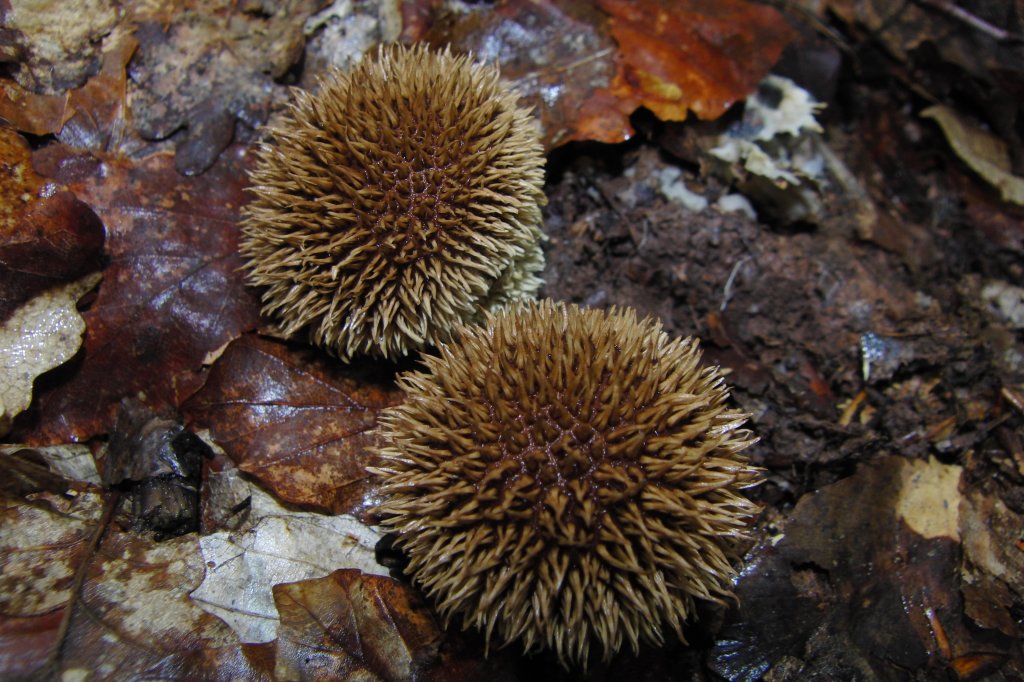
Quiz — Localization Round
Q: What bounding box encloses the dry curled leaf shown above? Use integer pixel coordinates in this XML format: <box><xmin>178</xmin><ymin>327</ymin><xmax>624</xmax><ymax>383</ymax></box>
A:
<box><xmin>183</xmin><ymin>334</ymin><xmax>402</xmax><ymax>516</ymax></box>
<box><xmin>10</xmin><ymin>145</ymin><xmax>261</xmax><ymax>445</ymax></box>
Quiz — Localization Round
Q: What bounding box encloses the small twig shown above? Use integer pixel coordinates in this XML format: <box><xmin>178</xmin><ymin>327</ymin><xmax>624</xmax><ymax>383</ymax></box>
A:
<box><xmin>45</xmin><ymin>490</ymin><xmax>120</xmax><ymax>676</ymax></box>
<box><xmin>916</xmin><ymin>0</ymin><xmax>1024</xmax><ymax>42</ymax></box>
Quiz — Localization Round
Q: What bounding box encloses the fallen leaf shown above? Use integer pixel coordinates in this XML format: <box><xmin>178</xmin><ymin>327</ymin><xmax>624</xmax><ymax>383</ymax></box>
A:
<box><xmin>56</xmin><ymin>32</ymin><xmax>138</xmax><ymax>153</ymax></box>
<box><xmin>960</xmin><ymin>489</ymin><xmax>1024</xmax><ymax>600</ymax></box>
<box><xmin>599</xmin><ymin>0</ymin><xmax>794</xmax><ymax>121</ymax></box>
<box><xmin>429</xmin><ymin>0</ymin><xmax>793</xmax><ymax>148</ymax></box>
<box><xmin>54</xmin><ymin>529</ymin><xmax>264</xmax><ymax>680</ymax></box>
<box><xmin>1</xmin><ymin>0</ymin><xmax>119</xmax><ymax>93</ymax></box>
<box><xmin>0</xmin><ymin>444</ymin><xmax>100</xmax><ymax>485</ymax></box>
<box><xmin>0</xmin><ymin>273</ymin><xmax>102</xmax><ymax>436</ymax></box>
<box><xmin>711</xmin><ymin>457</ymin><xmax>1013</xmax><ymax>679</ymax></box>
<box><xmin>11</xmin><ymin>145</ymin><xmax>261</xmax><ymax>445</ymax></box>
<box><xmin>128</xmin><ymin>0</ymin><xmax>322</xmax><ymax>175</ymax></box>
<box><xmin>0</xmin><ymin>489</ymin><xmax>101</xmax><ymax>618</ymax></box>
<box><xmin>0</xmin><ymin>32</ymin><xmax>137</xmax><ymax>152</ymax></box>
<box><xmin>190</xmin><ymin>470</ymin><xmax>387</xmax><ymax>644</ymax></box>
<box><xmin>0</xmin><ymin>127</ymin><xmax>105</xmax><ymax>322</ymax></box>
<box><xmin>0</xmin><ymin>610</ymin><xmax>65</xmax><ymax>680</ymax></box>
<box><xmin>272</xmin><ymin>569</ymin><xmax>442</xmax><ymax>682</ymax></box>
<box><xmin>426</xmin><ymin>0</ymin><xmax>623</xmax><ymax>148</ymax></box>
<box><xmin>182</xmin><ymin>334</ymin><xmax>402</xmax><ymax>516</ymax></box>
<box><xmin>922</xmin><ymin>104</ymin><xmax>1024</xmax><ymax>206</ymax></box>
<box><xmin>0</xmin><ymin>81</ymin><xmax>68</xmax><ymax>137</ymax></box>
<box><xmin>0</xmin><ymin>480</ymin><xmax>264</xmax><ymax>679</ymax></box>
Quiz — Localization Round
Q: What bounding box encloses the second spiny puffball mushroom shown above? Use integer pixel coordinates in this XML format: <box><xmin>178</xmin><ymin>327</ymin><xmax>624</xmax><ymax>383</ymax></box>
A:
<box><xmin>239</xmin><ymin>44</ymin><xmax>546</xmax><ymax>360</ymax></box>
<box><xmin>372</xmin><ymin>299</ymin><xmax>761</xmax><ymax>667</ymax></box>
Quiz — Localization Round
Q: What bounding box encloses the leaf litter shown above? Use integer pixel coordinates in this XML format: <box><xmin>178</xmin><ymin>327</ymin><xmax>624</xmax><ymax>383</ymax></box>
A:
<box><xmin>1</xmin><ymin>0</ymin><xmax>1023</xmax><ymax>679</ymax></box>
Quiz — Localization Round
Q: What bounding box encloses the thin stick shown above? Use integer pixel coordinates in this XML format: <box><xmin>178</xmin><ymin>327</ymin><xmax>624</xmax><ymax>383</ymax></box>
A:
<box><xmin>44</xmin><ymin>490</ymin><xmax>120</xmax><ymax>675</ymax></box>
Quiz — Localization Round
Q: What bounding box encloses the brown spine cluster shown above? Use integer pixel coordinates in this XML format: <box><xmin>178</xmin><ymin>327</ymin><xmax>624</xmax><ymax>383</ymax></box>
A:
<box><xmin>372</xmin><ymin>299</ymin><xmax>761</xmax><ymax>667</ymax></box>
<box><xmin>240</xmin><ymin>44</ymin><xmax>546</xmax><ymax>360</ymax></box>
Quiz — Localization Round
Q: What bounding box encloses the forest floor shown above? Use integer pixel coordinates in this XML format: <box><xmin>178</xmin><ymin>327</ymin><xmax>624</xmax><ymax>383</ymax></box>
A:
<box><xmin>1</xmin><ymin>0</ymin><xmax>1023</xmax><ymax>680</ymax></box>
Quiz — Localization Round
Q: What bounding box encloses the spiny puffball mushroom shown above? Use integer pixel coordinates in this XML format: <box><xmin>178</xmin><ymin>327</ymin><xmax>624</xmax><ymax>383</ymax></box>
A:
<box><xmin>239</xmin><ymin>44</ymin><xmax>546</xmax><ymax>360</ymax></box>
<box><xmin>371</xmin><ymin>299</ymin><xmax>761</xmax><ymax>667</ymax></box>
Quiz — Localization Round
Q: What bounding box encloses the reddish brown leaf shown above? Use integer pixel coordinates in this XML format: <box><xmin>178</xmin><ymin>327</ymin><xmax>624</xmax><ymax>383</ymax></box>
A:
<box><xmin>57</xmin><ymin>33</ymin><xmax>137</xmax><ymax>152</ymax></box>
<box><xmin>0</xmin><ymin>80</ymin><xmax>68</xmax><ymax>136</ymax></box>
<box><xmin>599</xmin><ymin>0</ymin><xmax>794</xmax><ymax>122</ymax></box>
<box><xmin>0</xmin><ymin>33</ymin><xmax>137</xmax><ymax>151</ymax></box>
<box><xmin>426</xmin><ymin>0</ymin><xmax>621</xmax><ymax>149</ymax></box>
<box><xmin>0</xmin><ymin>128</ymin><xmax>105</xmax><ymax>323</ymax></box>
<box><xmin>273</xmin><ymin>569</ymin><xmax>442</xmax><ymax>681</ymax></box>
<box><xmin>182</xmin><ymin>334</ymin><xmax>402</xmax><ymax>516</ymax></box>
<box><xmin>429</xmin><ymin>0</ymin><xmax>793</xmax><ymax>148</ymax></box>
<box><xmin>11</xmin><ymin>145</ymin><xmax>261</xmax><ymax>445</ymax></box>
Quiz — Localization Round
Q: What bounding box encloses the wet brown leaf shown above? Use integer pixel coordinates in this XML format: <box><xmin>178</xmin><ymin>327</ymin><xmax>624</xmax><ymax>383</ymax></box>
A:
<box><xmin>427</xmin><ymin>0</ymin><xmax>622</xmax><ymax>149</ymax></box>
<box><xmin>0</xmin><ymin>128</ymin><xmax>105</xmax><ymax>322</ymax></box>
<box><xmin>0</xmin><ymin>32</ymin><xmax>136</xmax><ymax>152</ymax></box>
<box><xmin>182</xmin><ymin>334</ymin><xmax>402</xmax><ymax>516</ymax></box>
<box><xmin>0</xmin><ymin>610</ymin><xmax>65</xmax><ymax>680</ymax></box>
<box><xmin>273</xmin><ymin>569</ymin><xmax>442</xmax><ymax>682</ymax></box>
<box><xmin>598</xmin><ymin>0</ymin><xmax>794</xmax><ymax>121</ymax></box>
<box><xmin>429</xmin><ymin>0</ymin><xmax>792</xmax><ymax>148</ymax></box>
<box><xmin>710</xmin><ymin>457</ymin><xmax>1016</xmax><ymax>680</ymax></box>
<box><xmin>11</xmin><ymin>145</ymin><xmax>261</xmax><ymax>445</ymax></box>
<box><xmin>0</xmin><ymin>81</ymin><xmax>68</xmax><ymax>137</ymax></box>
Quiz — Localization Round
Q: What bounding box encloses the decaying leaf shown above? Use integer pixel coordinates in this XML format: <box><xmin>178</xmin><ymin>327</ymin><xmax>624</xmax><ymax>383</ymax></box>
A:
<box><xmin>709</xmin><ymin>75</ymin><xmax>827</xmax><ymax>225</ymax></box>
<box><xmin>272</xmin><ymin>569</ymin><xmax>442</xmax><ymax>682</ymax></box>
<box><xmin>0</xmin><ymin>273</ymin><xmax>101</xmax><ymax>437</ymax></box>
<box><xmin>923</xmin><ymin>104</ymin><xmax>1024</xmax><ymax>206</ymax></box>
<box><xmin>427</xmin><ymin>0</ymin><xmax>621</xmax><ymax>148</ymax></box>
<box><xmin>960</xmin><ymin>489</ymin><xmax>1024</xmax><ymax>600</ymax></box>
<box><xmin>11</xmin><ymin>145</ymin><xmax>261</xmax><ymax>445</ymax></box>
<box><xmin>0</xmin><ymin>464</ymin><xmax>280</xmax><ymax>679</ymax></box>
<box><xmin>190</xmin><ymin>470</ymin><xmax>386</xmax><ymax>644</ymax></box>
<box><xmin>0</xmin><ymin>489</ymin><xmax>102</xmax><ymax>618</ymax></box>
<box><xmin>103</xmin><ymin>400</ymin><xmax>213</xmax><ymax>538</ymax></box>
<box><xmin>710</xmin><ymin>457</ymin><xmax>1015</xmax><ymax>680</ymax></box>
<box><xmin>598</xmin><ymin>0</ymin><xmax>794</xmax><ymax>122</ymax></box>
<box><xmin>0</xmin><ymin>32</ymin><xmax>137</xmax><ymax>152</ymax></box>
<box><xmin>0</xmin><ymin>0</ymin><xmax>120</xmax><ymax>93</ymax></box>
<box><xmin>0</xmin><ymin>127</ymin><xmax>105</xmax><ymax>322</ymax></box>
<box><xmin>431</xmin><ymin>0</ymin><xmax>793</xmax><ymax>148</ymax></box>
<box><xmin>0</xmin><ymin>444</ymin><xmax>100</xmax><ymax>486</ymax></box>
<box><xmin>54</xmin><ymin>530</ymin><xmax>264</xmax><ymax>680</ymax></box>
<box><xmin>183</xmin><ymin>334</ymin><xmax>402</xmax><ymax>516</ymax></box>
<box><xmin>128</xmin><ymin>0</ymin><xmax>323</xmax><ymax>175</ymax></box>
